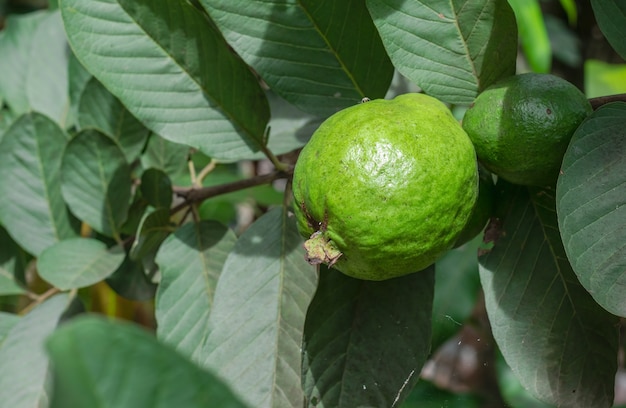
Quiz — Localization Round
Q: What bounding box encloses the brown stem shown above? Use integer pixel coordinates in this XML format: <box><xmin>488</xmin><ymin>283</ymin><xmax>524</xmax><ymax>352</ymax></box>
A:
<box><xmin>171</xmin><ymin>167</ymin><xmax>293</xmax><ymax>214</ymax></box>
<box><xmin>589</xmin><ymin>93</ymin><xmax>626</xmax><ymax>110</ymax></box>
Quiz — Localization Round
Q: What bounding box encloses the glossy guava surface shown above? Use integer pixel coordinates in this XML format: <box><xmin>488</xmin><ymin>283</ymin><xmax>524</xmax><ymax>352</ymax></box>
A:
<box><xmin>292</xmin><ymin>93</ymin><xmax>478</xmax><ymax>280</ymax></box>
<box><xmin>462</xmin><ymin>73</ymin><xmax>593</xmax><ymax>186</ymax></box>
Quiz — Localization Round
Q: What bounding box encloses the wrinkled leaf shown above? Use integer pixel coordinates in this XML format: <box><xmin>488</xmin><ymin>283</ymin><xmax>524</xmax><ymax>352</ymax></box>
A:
<box><xmin>508</xmin><ymin>0</ymin><xmax>551</xmax><ymax>73</ymax></box>
<box><xmin>303</xmin><ymin>266</ymin><xmax>435</xmax><ymax>408</ymax></box>
<box><xmin>367</xmin><ymin>0</ymin><xmax>517</xmax><ymax>104</ymax></box>
<box><xmin>39</xmin><ymin>238</ymin><xmax>125</xmax><ymax>290</ymax></box>
<box><xmin>61</xmin><ymin>129</ymin><xmax>131</xmax><ymax>239</ymax></box>
<box><xmin>557</xmin><ymin>103</ymin><xmax>626</xmax><ymax>317</ymax></box>
<box><xmin>130</xmin><ymin>208</ymin><xmax>174</xmax><ymax>261</ymax></box>
<box><xmin>201</xmin><ymin>0</ymin><xmax>394</xmax><ymax>116</ymax></box>
<box><xmin>0</xmin><ymin>294</ymin><xmax>71</xmax><ymax>408</ymax></box>
<box><xmin>0</xmin><ymin>113</ymin><xmax>79</xmax><ymax>256</ymax></box>
<box><xmin>479</xmin><ymin>183</ymin><xmax>618</xmax><ymax>407</ymax></box>
<box><xmin>200</xmin><ymin>208</ymin><xmax>317</xmax><ymax>408</ymax></box>
<box><xmin>46</xmin><ymin>316</ymin><xmax>249</xmax><ymax>408</ymax></box>
<box><xmin>140</xmin><ymin>168</ymin><xmax>172</xmax><ymax>209</ymax></box>
<box><xmin>155</xmin><ymin>221</ymin><xmax>236</xmax><ymax>358</ymax></box>
<box><xmin>61</xmin><ymin>0</ymin><xmax>270</xmax><ymax>161</ymax></box>
<box><xmin>591</xmin><ymin>0</ymin><xmax>626</xmax><ymax>60</ymax></box>
<box><xmin>78</xmin><ymin>77</ymin><xmax>150</xmax><ymax>162</ymax></box>
<box><xmin>0</xmin><ymin>10</ymin><xmax>69</xmax><ymax>124</ymax></box>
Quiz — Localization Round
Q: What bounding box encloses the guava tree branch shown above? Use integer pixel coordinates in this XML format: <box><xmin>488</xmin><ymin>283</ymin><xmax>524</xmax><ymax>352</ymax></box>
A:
<box><xmin>171</xmin><ymin>166</ymin><xmax>294</xmax><ymax>214</ymax></box>
<box><xmin>589</xmin><ymin>93</ymin><xmax>626</xmax><ymax>110</ymax></box>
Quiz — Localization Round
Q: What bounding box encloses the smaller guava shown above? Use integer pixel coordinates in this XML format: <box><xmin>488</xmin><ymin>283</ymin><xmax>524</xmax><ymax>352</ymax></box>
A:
<box><xmin>292</xmin><ymin>93</ymin><xmax>479</xmax><ymax>281</ymax></box>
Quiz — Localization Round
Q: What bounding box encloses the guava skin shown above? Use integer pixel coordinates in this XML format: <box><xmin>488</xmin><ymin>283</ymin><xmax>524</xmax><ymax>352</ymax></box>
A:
<box><xmin>292</xmin><ymin>93</ymin><xmax>479</xmax><ymax>281</ymax></box>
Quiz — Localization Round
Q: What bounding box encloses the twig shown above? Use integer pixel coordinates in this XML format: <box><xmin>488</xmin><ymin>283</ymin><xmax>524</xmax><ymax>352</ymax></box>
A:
<box><xmin>589</xmin><ymin>93</ymin><xmax>626</xmax><ymax>110</ymax></box>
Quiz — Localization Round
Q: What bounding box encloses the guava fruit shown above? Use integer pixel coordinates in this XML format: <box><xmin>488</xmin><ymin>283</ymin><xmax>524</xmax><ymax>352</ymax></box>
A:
<box><xmin>292</xmin><ymin>93</ymin><xmax>479</xmax><ymax>281</ymax></box>
<box><xmin>462</xmin><ymin>73</ymin><xmax>593</xmax><ymax>186</ymax></box>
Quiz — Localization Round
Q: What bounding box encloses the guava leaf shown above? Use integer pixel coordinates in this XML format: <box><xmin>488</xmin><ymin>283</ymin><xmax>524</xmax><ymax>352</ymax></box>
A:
<box><xmin>61</xmin><ymin>0</ymin><xmax>270</xmax><ymax>162</ymax></box>
<box><xmin>0</xmin><ymin>227</ymin><xmax>27</xmax><ymax>296</ymax></box>
<box><xmin>200</xmin><ymin>208</ymin><xmax>317</xmax><ymax>408</ymax></box>
<box><xmin>61</xmin><ymin>129</ymin><xmax>131</xmax><ymax>240</ymax></box>
<box><xmin>557</xmin><ymin>102</ymin><xmax>626</xmax><ymax>318</ymax></box>
<box><xmin>366</xmin><ymin>0</ymin><xmax>517</xmax><ymax>104</ymax></box>
<box><xmin>0</xmin><ymin>294</ymin><xmax>71</xmax><ymax>408</ymax></box>
<box><xmin>0</xmin><ymin>10</ymin><xmax>69</xmax><ymax>125</ymax></box>
<box><xmin>78</xmin><ymin>77</ymin><xmax>150</xmax><ymax>163</ymax></box>
<box><xmin>45</xmin><ymin>316</ymin><xmax>249</xmax><ymax>408</ymax></box>
<box><xmin>139</xmin><ymin>168</ymin><xmax>173</xmax><ymax>210</ymax></box>
<box><xmin>38</xmin><ymin>238</ymin><xmax>125</xmax><ymax>290</ymax></box>
<box><xmin>154</xmin><ymin>221</ymin><xmax>237</xmax><ymax>358</ymax></box>
<box><xmin>508</xmin><ymin>0</ymin><xmax>551</xmax><ymax>73</ymax></box>
<box><xmin>200</xmin><ymin>0</ymin><xmax>394</xmax><ymax>117</ymax></box>
<box><xmin>590</xmin><ymin>0</ymin><xmax>626</xmax><ymax>60</ymax></box>
<box><xmin>0</xmin><ymin>113</ymin><xmax>79</xmax><ymax>256</ymax></box>
<box><xmin>479</xmin><ymin>183</ymin><xmax>618</xmax><ymax>408</ymax></box>
<box><xmin>0</xmin><ymin>312</ymin><xmax>20</xmax><ymax>346</ymax></box>
<box><xmin>129</xmin><ymin>208</ymin><xmax>174</xmax><ymax>261</ymax></box>
<box><xmin>106</xmin><ymin>255</ymin><xmax>157</xmax><ymax>301</ymax></box>
<box><xmin>140</xmin><ymin>134</ymin><xmax>190</xmax><ymax>180</ymax></box>
<box><xmin>302</xmin><ymin>265</ymin><xmax>434</xmax><ymax>408</ymax></box>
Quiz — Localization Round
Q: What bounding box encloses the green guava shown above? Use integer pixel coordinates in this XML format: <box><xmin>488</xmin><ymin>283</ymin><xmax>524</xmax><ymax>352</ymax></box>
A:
<box><xmin>292</xmin><ymin>93</ymin><xmax>479</xmax><ymax>280</ymax></box>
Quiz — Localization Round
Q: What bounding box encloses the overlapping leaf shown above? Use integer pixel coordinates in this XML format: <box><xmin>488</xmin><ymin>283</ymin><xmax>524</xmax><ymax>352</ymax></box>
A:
<box><xmin>0</xmin><ymin>227</ymin><xmax>27</xmax><ymax>296</ymax></box>
<box><xmin>557</xmin><ymin>103</ymin><xmax>626</xmax><ymax>317</ymax></box>
<box><xmin>302</xmin><ymin>266</ymin><xmax>434</xmax><ymax>408</ymax></box>
<box><xmin>61</xmin><ymin>129</ymin><xmax>131</xmax><ymax>240</ymax></box>
<box><xmin>200</xmin><ymin>208</ymin><xmax>318</xmax><ymax>408</ymax></box>
<box><xmin>61</xmin><ymin>0</ymin><xmax>270</xmax><ymax>161</ymax></box>
<box><xmin>479</xmin><ymin>183</ymin><xmax>618</xmax><ymax>407</ymax></box>
<box><xmin>129</xmin><ymin>208</ymin><xmax>174</xmax><ymax>261</ymax></box>
<box><xmin>367</xmin><ymin>0</ymin><xmax>517</xmax><ymax>104</ymax></box>
<box><xmin>46</xmin><ymin>316</ymin><xmax>249</xmax><ymax>408</ymax></box>
<box><xmin>201</xmin><ymin>0</ymin><xmax>394</xmax><ymax>116</ymax></box>
<box><xmin>155</xmin><ymin>221</ymin><xmax>236</xmax><ymax>358</ymax></box>
<box><xmin>38</xmin><ymin>238</ymin><xmax>125</xmax><ymax>290</ymax></box>
<box><xmin>0</xmin><ymin>294</ymin><xmax>71</xmax><ymax>408</ymax></box>
<box><xmin>0</xmin><ymin>113</ymin><xmax>79</xmax><ymax>256</ymax></box>
<box><xmin>591</xmin><ymin>0</ymin><xmax>626</xmax><ymax>60</ymax></box>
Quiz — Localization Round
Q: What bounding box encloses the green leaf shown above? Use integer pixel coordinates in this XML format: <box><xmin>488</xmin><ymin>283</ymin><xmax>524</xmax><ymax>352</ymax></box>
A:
<box><xmin>140</xmin><ymin>168</ymin><xmax>172</xmax><ymax>209</ymax></box>
<box><xmin>0</xmin><ymin>294</ymin><xmax>71</xmax><ymax>408</ymax></box>
<box><xmin>557</xmin><ymin>103</ymin><xmax>626</xmax><ymax>317</ymax></box>
<box><xmin>479</xmin><ymin>183</ymin><xmax>618</xmax><ymax>407</ymax></box>
<box><xmin>67</xmin><ymin>52</ymin><xmax>92</xmax><ymax>128</ymax></box>
<box><xmin>61</xmin><ymin>0</ymin><xmax>270</xmax><ymax>162</ymax></box>
<box><xmin>584</xmin><ymin>60</ymin><xmax>626</xmax><ymax>98</ymax></box>
<box><xmin>45</xmin><ymin>316</ymin><xmax>249</xmax><ymax>408</ymax></box>
<box><xmin>0</xmin><ymin>10</ymin><xmax>70</xmax><ymax>124</ymax></box>
<box><xmin>0</xmin><ymin>312</ymin><xmax>20</xmax><ymax>346</ymax></box>
<box><xmin>38</xmin><ymin>238</ymin><xmax>125</xmax><ymax>290</ymax></box>
<box><xmin>0</xmin><ymin>226</ymin><xmax>28</xmax><ymax>296</ymax></box>
<box><xmin>61</xmin><ymin>129</ymin><xmax>131</xmax><ymax>239</ymax></box>
<box><xmin>140</xmin><ymin>134</ymin><xmax>189</xmax><ymax>180</ymax></box>
<box><xmin>367</xmin><ymin>0</ymin><xmax>517</xmax><ymax>104</ymax></box>
<box><xmin>155</xmin><ymin>221</ymin><xmax>236</xmax><ymax>357</ymax></box>
<box><xmin>496</xmin><ymin>352</ymin><xmax>554</xmax><ymax>408</ymax></box>
<box><xmin>508</xmin><ymin>0</ymin><xmax>551</xmax><ymax>73</ymax></box>
<box><xmin>302</xmin><ymin>266</ymin><xmax>435</xmax><ymax>408</ymax></box>
<box><xmin>400</xmin><ymin>380</ymin><xmax>482</xmax><ymax>408</ymax></box>
<box><xmin>106</xmin><ymin>254</ymin><xmax>157</xmax><ymax>301</ymax></box>
<box><xmin>129</xmin><ymin>208</ymin><xmax>174</xmax><ymax>261</ymax></box>
<box><xmin>201</xmin><ymin>0</ymin><xmax>393</xmax><ymax>117</ymax></box>
<box><xmin>0</xmin><ymin>113</ymin><xmax>79</xmax><ymax>256</ymax></box>
<box><xmin>431</xmin><ymin>238</ymin><xmax>481</xmax><ymax>350</ymax></box>
<box><xmin>0</xmin><ymin>107</ymin><xmax>18</xmax><ymax>143</ymax></box>
<box><xmin>590</xmin><ymin>0</ymin><xmax>626</xmax><ymax>60</ymax></box>
<box><xmin>78</xmin><ymin>77</ymin><xmax>150</xmax><ymax>162</ymax></box>
<box><xmin>200</xmin><ymin>208</ymin><xmax>317</xmax><ymax>408</ymax></box>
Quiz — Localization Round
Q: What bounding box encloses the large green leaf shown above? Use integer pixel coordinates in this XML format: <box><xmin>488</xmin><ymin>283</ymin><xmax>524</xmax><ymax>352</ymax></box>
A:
<box><xmin>200</xmin><ymin>208</ymin><xmax>317</xmax><ymax>408</ymax></box>
<box><xmin>61</xmin><ymin>129</ymin><xmax>131</xmax><ymax>240</ymax></box>
<box><xmin>155</xmin><ymin>221</ymin><xmax>237</xmax><ymax>358</ymax></box>
<box><xmin>590</xmin><ymin>0</ymin><xmax>626</xmax><ymax>60</ymax></box>
<box><xmin>46</xmin><ymin>316</ymin><xmax>249</xmax><ymax>408</ymax></box>
<box><xmin>38</xmin><ymin>238</ymin><xmax>125</xmax><ymax>290</ymax></box>
<box><xmin>0</xmin><ymin>294</ymin><xmax>71</xmax><ymax>408</ymax></box>
<box><xmin>557</xmin><ymin>103</ymin><xmax>626</xmax><ymax>317</ymax></box>
<box><xmin>479</xmin><ymin>183</ymin><xmax>618</xmax><ymax>407</ymax></box>
<box><xmin>0</xmin><ymin>312</ymin><xmax>20</xmax><ymax>346</ymax></box>
<box><xmin>367</xmin><ymin>0</ymin><xmax>517</xmax><ymax>104</ymax></box>
<box><xmin>0</xmin><ymin>113</ymin><xmax>79</xmax><ymax>256</ymax></box>
<box><xmin>302</xmin><ymin>266</ymin><xmax>434</xmax><ymax>408</ymax></box>
<box><xmin>78</xmin><ymin>77</ymin><xmax>150</xmax><ymax>162</ymax></box>
<box><xmin>0</xmin><ymin>10</ymin><xmax>69</xmax><ymax>124</ymax></box>
<box><xmin>201</xmin><ymin>0</ymin><xmax>394</xmax><ymax>116</ymax></box>
<box><xmin>61</xmin><ymin>0</ymin><xmax>270</xmax><ymax>161</ymax></box>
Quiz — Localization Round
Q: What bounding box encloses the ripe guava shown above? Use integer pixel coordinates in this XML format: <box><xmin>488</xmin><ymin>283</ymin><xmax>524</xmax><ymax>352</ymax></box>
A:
<box><xmin>292</xmin><ymin>93</ymin><xmax>479</xmax><ymax>280</ymax></box>
<box><xmin>462</xmin><ymin>73</ymin><xmax>593</xmax><ymax>186</ymax></box>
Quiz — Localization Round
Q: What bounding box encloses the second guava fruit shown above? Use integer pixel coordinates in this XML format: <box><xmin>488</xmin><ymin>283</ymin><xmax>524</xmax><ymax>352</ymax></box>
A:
<box><xmin>462</xmin><ymin>73</ymin><xmax>593</xmax><ymax>186</ymax></box>
<box><xmin>292</xmin><ymin>93</ymin><xmax>478</xmax><ymax>281</ymax></box>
